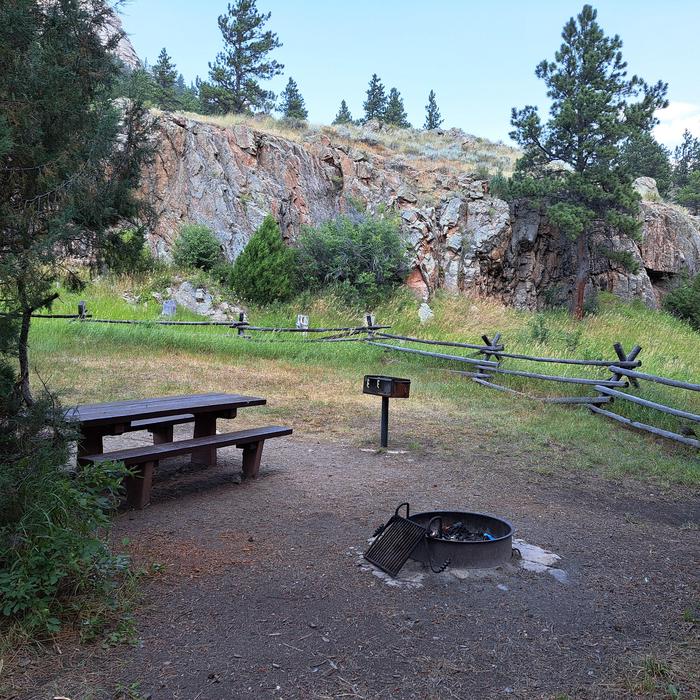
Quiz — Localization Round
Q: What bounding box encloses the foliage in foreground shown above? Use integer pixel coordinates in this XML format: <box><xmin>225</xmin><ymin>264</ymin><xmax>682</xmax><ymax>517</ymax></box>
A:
<box><xmin>663</xmin><ymin>273</ymin><xmax>700</xmax><ymax>331</ymax></box>
<box><xmin>297</xmin><ymin>214</ymin><xmax>410</xmax><ymax>308</ymax></box>
<box><xmin>0</xmin><ymin>393</ymin><xmax>127</xmax><ymax>634</ymax></box>
<box><xmin>229</xmin><ymin>215</ymin><xmax>297</xmax><ymax>303</ymax></box>
<box><xmin>0</xmin><ymin>0</ymin><xmax>153</xmax><ymax>405</ymax></box>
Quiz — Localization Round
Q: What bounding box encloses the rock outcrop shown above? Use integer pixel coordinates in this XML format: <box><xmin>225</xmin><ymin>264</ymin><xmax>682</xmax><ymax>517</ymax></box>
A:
<box><xmin>99</xmin><ymin>5</ymin><xmax>141</xmax><ymax>70</ymax></box>
<box><xmin>141</xmin><ymin>114</ymin><xmax>700</xmax><ymax>310</ymax></box>
<box><xmin>40</xmin><ymin>1</ymin><xmax>141</xmax><ymax>70</ymax></box>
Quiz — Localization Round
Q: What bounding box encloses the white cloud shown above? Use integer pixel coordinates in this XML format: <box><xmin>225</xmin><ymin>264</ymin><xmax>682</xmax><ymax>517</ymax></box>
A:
<box><xmin>653</xmin><ymin>101</ymin><xmax>700</xmax><ymax>150</ymax></box>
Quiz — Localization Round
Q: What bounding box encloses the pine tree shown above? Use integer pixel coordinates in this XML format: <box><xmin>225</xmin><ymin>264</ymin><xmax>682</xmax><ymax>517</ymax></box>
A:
<box><xmin>676</xmin><ymin>171</ymin><xmax>700</xmax><ymax>215</ymax></box>
<box><xmin>230</xmin><ymin>215</ymin><xmax>296</xmax><ymax>303</ymax></box>
<box><xmin>333</xmin><ymin>99</ymin><xmax>353</xmax><ymax>125</ymax></box>
<box><xmin>509</xmin><ymin>4</ymin><xmax>667</xmax><ymax>319</ymax></box>
<box><xmin>384</xmin><ymin>88</ymin><xmax>410</xmax><ymax>128</ymax></box>
<box><xmin>279</xmin><ymin>77</ymin><xmax>308</xmax><ymax>120</ymax></box>
<box><xmin>620</xmin><ymin>131</ymin><xmax>672</xmax><ymax>196</ymax></box>
<box><xmin>424</xmin><ymin>90</ymin><xmax>443</xmax><ymax>130</ymax></box>
<box><xmin>0</xmin><ymin>0</ymin><xmax>153</xmax><ymax>404</ymax></box>
<box><xmin>152</xmin><ymin>47</ymin><xmax>179</xmax><ymax>110</ymax></box>
<box><xmin>202</xmin><ymin>0</ymin><xmax>283</xmax><ymax>114</ymax></box>
<box><xmin>672</xmin><ymin>130</ymin><xmax>700</xmax><ymax>190</ymax></box>
<box><xmin>363</xmin><ymin>74</ymin><xmax>387</xmax><ymax>123</ymax></box>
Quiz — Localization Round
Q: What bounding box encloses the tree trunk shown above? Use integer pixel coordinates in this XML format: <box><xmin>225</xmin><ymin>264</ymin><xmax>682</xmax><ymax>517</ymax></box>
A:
<box><xmin>572</xmin><ymin>230</ymin><xmax>589</xmax><ymax>320</ymax></box>
<box><xmin>16</xmin><ymin>306</ymin><xmax>34</xmax><ymax>406</ymax></box>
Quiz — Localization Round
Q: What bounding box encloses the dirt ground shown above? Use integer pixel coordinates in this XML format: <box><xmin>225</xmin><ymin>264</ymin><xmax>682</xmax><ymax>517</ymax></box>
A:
<box><xmin>5</xmin><ymin>420</ymin><xmax>700</xmax><ymax>700</ymax></box>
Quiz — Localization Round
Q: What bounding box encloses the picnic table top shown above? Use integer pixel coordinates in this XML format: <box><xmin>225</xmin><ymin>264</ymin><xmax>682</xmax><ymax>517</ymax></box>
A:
<box><xmin>64</xmin><ymin>392</ymin><xmax>266</xmax><ymax>427</ymax></box>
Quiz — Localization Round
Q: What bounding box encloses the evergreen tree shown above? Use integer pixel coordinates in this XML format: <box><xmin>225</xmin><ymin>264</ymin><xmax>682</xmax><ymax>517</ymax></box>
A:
<box><xmin>230</xmin><ymin>215</ymin><xmax>296</xmax><ymax>303</ymax></box>
<box><xmin>424</xmin><ymin>89</ymin><xmax>443</xmax><ymax>130</ymax></box>
<box><xmin>152</xmin><ymin>47</ymin><xmax>179</xmax><ymax>110</ymax></box>
<box><xmin>0</xmin><ymin>0</ymin><xmax>153</xmax><ymax>404</ymax></box>
<box><xmin>620</xmin><ymin>131</ymin><xmax>672</xmax><ymax>196</ymax></box>
<box><xmin>672</xmin><ymin>129</ymin><xmax>700</xmax><ymax>189</ymax></box>
<box><xmin>333</xmin><ymin>99</ymin><xmax>353</xmax><ymax>125</ymax></box>
<box><xmin>279</xmin><ymin>77</ymin><xmax>308</xmax><ymax>120</ymax></box>
<box><xmin>202</xmin><ymin>0</ymin><xmax>283</xmax><ymax>114</ymax></box>
<box><xmin>509</xmin><ymin>4</ymin><xmax>667</xmax><ymax>319</ymax></box>
<box><xmin>676</xmin><ymin>171</ymin><xmax>700</xmax><ymax>215</ymax></box>
<box><xmin>384</xmin><ymin>88</ymin><xmax>411</xmax><ymax>128</ymax></box>
<box><xmin>363</xmin><ymin>74</ymin><xmax>387</xmax><ymax>122</ymax></box>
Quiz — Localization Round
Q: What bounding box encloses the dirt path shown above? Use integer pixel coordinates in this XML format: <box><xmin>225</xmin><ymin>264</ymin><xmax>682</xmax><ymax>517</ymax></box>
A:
<box><xmin>7</xmin><ymin>427</ymin><xmax>700</xmax><ymax>699</ymax></box>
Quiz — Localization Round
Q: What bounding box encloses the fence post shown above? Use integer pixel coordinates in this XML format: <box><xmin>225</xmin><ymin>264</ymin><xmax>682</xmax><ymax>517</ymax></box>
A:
<box><xmin>591</xmin><ymin>342</ymin><xmax>642</xmax><ymax>410</ymax></box>
<box><xmin>237</xmin><ymin>311</ymin><xmax>247</xmax><ymax>338</ymax></box>
<box><xmin>296</xmin><ymin>313</ymin><xmax>309</xmax><ymax>339</ymax></box>
<box><xmin>78</xmin><ymin>301</ymin><xmax>87</xmax><ymax>320</ymax></box>
<box><xmin>476</xmin><ymin>331</ymin><xmax>500</xmax><ymax>380</ymax></box>
<box><xmin>365</xmin><ymin>313</ymin><xmax>376</xmax><ymax>339</ymax></box>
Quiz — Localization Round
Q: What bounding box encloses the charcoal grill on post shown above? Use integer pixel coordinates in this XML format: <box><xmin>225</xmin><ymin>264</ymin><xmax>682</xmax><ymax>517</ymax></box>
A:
<box><xmin>363</xmin><ymin>375</ymin><xmax>410</xmax><ymax>448</ymax></box>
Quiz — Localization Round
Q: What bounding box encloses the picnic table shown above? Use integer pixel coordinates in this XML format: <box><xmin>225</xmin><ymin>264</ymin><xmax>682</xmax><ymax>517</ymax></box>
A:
<box><xmin>65</xmin><ymin>393</ymin><xmax>292</xmax><ymax>508</ymax></box>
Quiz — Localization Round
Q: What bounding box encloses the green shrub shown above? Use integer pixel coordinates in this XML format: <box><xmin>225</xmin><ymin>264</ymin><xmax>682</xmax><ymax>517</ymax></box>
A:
<box><xmin>229</xmin><ymin>215</ymin><xmax>297</xmax><ymax>304</ymax></box>
<box><xmin>0</xmin><ymin>396</ymin><xmax>127</xmax><ymax>634</ymax></box>
<box><xmin>297</xmin><ymin>214</ymin><xmax>409</xmax><ymax>307</ymax></box>
<box><xmin>172</xmin><ymin>223</ymin><xmax>223</xmax><ymax>271</ymax></box>
<box><xmin>102</xmin><ymin>227</ymin><xmax>154</xmax><ymax>274</ymax></box>
<box><xmin>663</xmin><ymin>273</ymin><xmax>700</xmax><ymax>331</ymax></box>
<box><xmin>599</xmin><ymin>247</ymin><xmax>641</xmax><ymax>274</ymax></box>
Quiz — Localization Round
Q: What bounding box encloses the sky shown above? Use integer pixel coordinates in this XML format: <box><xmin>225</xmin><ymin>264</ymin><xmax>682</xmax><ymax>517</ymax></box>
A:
<box><xmin>118</xmin><ymin>0</ymin><xmax>700</xmax><ymax>149</ymax></box>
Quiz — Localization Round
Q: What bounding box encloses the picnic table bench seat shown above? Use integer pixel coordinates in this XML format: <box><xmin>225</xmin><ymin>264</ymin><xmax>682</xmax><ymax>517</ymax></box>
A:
<box><xmin>79</xmin><ymin>425</ymin><xmax>292</xmax><ymax>509</ymax></box>
<box><xmin>129</xmin><ymin>413</ymin><xmax>195</xmax><ymax>443</ymax></box>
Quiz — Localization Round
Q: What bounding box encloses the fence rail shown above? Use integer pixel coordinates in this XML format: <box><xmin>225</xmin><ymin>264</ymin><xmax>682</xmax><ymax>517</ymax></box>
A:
<box><xmin>34</xmin><ymin>303</ymin><xmax>698</xmax><ymax>450</ymax></box>
<box><xmin>366</xmin><ymin>328</ymin><xmax>698</xmax><ymax>451</ymax></box>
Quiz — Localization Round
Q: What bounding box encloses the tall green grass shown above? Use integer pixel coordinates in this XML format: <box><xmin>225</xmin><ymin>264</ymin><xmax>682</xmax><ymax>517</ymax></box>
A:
<box><xmin>29</xmin><ymin>276</ymin><xmax>700</xmax><ymax>484</ymax></box>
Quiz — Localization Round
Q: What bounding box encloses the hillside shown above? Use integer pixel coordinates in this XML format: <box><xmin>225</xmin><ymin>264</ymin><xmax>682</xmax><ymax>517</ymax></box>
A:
<box><xmin>141</xmin><ymin>111</ymin><xmax>700</xmax><ymax>311</ymax></box>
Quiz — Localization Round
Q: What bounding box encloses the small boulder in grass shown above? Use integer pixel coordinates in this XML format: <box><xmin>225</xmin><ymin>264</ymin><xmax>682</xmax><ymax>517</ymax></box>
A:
<box><xmin>418</xmin><ymin>302</ymin><xmax>434</xmax><ymax>324</ymax></box>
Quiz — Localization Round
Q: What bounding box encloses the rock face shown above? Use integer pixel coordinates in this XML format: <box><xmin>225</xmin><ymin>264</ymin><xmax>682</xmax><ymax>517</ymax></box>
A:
<box><xmin>141</xmin><ymin>114</ymin><xmax>700</xmax><ymax>310</ymax></box>
<box><xmin>99</xmin><ymin>5</ymin><xmax>141</xmax><ymax>70</ymax></box>
<box><xmin>40</xmin><ymin>1</ymin><xmax>141</xmax><ymax>70</ymax></box>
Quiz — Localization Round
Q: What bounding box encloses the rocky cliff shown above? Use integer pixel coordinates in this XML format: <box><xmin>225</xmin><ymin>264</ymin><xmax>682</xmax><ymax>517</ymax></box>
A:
<box><xmin>141</xmin><ymin>113</ymin><xmax>700</xmax><ymax>310</ymax></box>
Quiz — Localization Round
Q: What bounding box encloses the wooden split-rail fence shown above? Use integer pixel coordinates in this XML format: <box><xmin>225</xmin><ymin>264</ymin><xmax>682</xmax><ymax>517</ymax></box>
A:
<box><xmin>33</xmin><ymin>304</ymin><xmax>699</xmax><ymax>450</ymax></box>
<box><xmin>367</xmin><ymin>331</ymin><xmax>700</xmax><ymax>451</ymax></box>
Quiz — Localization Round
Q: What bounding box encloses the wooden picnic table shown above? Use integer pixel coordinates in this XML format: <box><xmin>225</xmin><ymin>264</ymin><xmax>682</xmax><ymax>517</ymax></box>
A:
<box><xmin>65</xmin><ymin>392</ymin><xmax>266</xmax><ymax>466</ymax></box>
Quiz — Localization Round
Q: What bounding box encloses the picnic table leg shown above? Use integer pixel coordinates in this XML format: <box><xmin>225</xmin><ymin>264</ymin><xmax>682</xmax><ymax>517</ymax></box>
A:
<box><xmin>151</xmin><ymin>425</ymin><xmax>174</xmax><ymax>444</ymax></box>
<box><xmin>125</xmin><ymin>461</ymin><xmax>155</xmax><ymax>509</ymax></box>
<box><xmin>192</xmin><ymin>414</ymin><xmax>217</xmax><ymax>466</ymax></box>
<box><xmin>241</xmin><ymin>441</ymin><xmax>264</xmax><ymax>479</ymax></box>
<box><xmin>78</xmin><ymin>427</ymin><xmax>105</xmax><ymax>460</ymax></box>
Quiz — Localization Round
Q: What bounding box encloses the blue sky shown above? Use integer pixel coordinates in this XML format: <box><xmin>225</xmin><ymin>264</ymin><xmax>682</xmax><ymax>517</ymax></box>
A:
<box><xmin>119</xmin><ymin>0</ymin><xmax>699</xmax><ymax>149</ymax></box>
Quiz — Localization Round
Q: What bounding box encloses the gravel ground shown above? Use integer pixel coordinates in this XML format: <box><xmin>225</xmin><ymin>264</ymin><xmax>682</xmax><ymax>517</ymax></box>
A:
<box><xmin>5</xmin><ymin>425</ymin><xmax>699</xmax><ymax>700</ymax></box>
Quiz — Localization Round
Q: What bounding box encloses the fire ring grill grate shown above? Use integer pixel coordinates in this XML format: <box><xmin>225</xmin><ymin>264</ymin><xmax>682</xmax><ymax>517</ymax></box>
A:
<box><xmin>363</xmin><ymin>503</ymin><xmax>427</xmax><ymax>577</ymax></box>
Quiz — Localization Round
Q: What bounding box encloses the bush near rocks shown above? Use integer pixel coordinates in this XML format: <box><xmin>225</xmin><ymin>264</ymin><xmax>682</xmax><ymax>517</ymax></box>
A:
<box><xmin>663</xmin><ymin>273</ymin><xmax>700</xmax><ymax>331</ymax></box>
<box><xmin>102</xmin><ymin>227</ymin><xmax>154</xmax><ymax>274</ymax></box>
<box><xmin>229</xmin><ymin>215</ymin><xmax>297</xmax><ymax>304</ymax></box>
<box><xmin>172</xmin><ymin>223</ymin><xmax>223</xmax><ymax>271</ymax></box>
<box><xmin>297</xmin><ymin>214</ymin><xmax>409</xmax><ymax>308</ymax></box>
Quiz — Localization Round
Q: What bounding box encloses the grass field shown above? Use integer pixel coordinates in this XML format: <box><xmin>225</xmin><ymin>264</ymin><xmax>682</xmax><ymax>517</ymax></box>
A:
<box><xmin>30</xmin><ymin>275</ymin><xmax>700</xmax><ymax>485</ymax></box>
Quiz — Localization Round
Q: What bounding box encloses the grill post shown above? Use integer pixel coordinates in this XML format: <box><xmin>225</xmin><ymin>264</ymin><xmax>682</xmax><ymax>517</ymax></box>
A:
<box><xmin>380</xmin><ymin>396</ymin><xmax>389</xmax><ymax>448</ymax></box>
